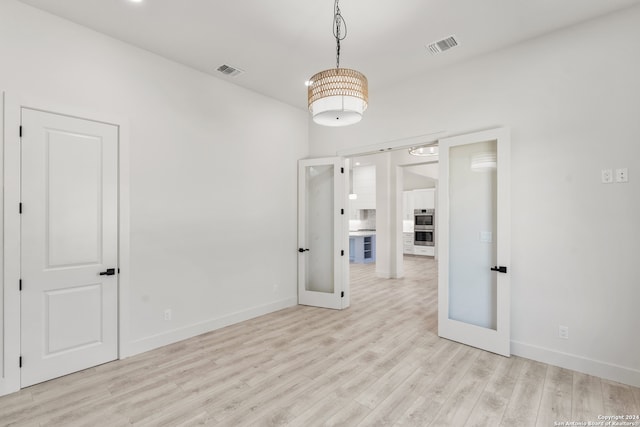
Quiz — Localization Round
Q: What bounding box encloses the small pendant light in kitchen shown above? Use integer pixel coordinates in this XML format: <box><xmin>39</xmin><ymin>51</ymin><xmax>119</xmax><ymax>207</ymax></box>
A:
<box><xmin>307</xmin><ymin>0</ymin><xmax>368</xmax><ymax>126</ymax></box>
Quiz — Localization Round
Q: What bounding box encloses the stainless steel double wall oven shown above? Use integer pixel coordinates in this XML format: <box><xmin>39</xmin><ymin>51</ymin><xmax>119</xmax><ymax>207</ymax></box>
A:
<box><xmin>414</xmin><ymin>209</ymin><xmax>435</xmax><ymax>246</ymax></box>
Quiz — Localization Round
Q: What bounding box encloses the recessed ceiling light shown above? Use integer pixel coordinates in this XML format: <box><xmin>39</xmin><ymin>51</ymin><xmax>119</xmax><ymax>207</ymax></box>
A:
<box><xmin>129</xmin><ymin>0</ymin><xmax>143</xmax><ymax>3</ymax></box>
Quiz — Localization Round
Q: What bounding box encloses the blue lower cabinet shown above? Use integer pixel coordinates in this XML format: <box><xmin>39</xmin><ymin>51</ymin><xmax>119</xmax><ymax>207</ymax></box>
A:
<box><xmin>349</xmin><ymin>238</ymin><xmax>356</xmax><ymax>262</ymax></box>
<box><xmin>349</xmin><ymin>234</ymin><xmax>376</xmax><ymax>264</ymax></box>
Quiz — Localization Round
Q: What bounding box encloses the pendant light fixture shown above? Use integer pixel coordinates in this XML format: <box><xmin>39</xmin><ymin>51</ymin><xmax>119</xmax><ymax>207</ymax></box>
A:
<box><xmin>307</xmin><ymin>0</ymin><xmax>368</xmax><ymax>127</ymax></box>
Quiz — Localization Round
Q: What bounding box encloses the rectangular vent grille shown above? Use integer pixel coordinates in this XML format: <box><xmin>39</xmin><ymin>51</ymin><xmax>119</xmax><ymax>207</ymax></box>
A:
<box><xmin>427</xmin><ymin>36</ymin><xmax>458</xmax><ymax>55</ymax></box>
<box><xmin>216</xmin><ymin>64</ymin><xmax>244</xmax><ymax>77</ymax></box>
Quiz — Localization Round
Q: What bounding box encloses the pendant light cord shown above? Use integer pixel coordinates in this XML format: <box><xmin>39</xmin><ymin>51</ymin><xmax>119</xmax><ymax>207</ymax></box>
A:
<box><xmin>333</xmin><ymin>0</ymin><xmax>347</xmax><ymax>69</ymax></box>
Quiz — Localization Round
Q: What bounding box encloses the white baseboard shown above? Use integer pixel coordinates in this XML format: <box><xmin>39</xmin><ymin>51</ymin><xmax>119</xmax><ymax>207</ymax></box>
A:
<box><xmin>511</xmin><ymin>340</ymin><xmax>640</xmax><ymax>388</ymax></box>
<box><xmin>122</xmin><ymin>297</ymin><xmax>297</xmax><ymax>358</ymax></box>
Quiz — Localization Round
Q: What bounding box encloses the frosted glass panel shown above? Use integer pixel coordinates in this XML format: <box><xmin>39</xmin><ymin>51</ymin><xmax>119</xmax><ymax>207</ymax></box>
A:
<box><xmin>305</xmin><ymin>165</ymin><xmax>334</xmax><ymax>293</ymax></box>
<box><xmin>449</xmin><ymin>140</ymin><xmax>497</xmax><ymax>330</ymax></box>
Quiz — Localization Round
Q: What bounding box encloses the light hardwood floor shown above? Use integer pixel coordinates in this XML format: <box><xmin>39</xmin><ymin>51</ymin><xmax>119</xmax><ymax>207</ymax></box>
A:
<box><xmin>1</xmin><ymin>256</ymin><xmax>639</xmax><ymax>426</ymax></box>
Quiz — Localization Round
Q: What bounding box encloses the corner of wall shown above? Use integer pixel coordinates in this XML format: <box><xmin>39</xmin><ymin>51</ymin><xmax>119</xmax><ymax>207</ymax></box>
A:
<box><xmin>123</xmin><ymin>297</ymin><xmax>297</xmax><ymax>358</ymax></box>
<box><xmin>512</xmin><ymin>340</ymin><xmax>640</xmax><ymax>388</ymax></box>
<box><xmin>1</xmin><ymin>90</ymin><xmax>5</xmax><ymax>391</ymax></box>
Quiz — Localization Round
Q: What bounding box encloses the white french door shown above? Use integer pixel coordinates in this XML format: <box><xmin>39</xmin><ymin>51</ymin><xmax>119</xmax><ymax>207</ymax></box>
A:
<box><xmin>20</xmin><ymin>108</ymin><xmax>119</xmax><ymax>387</ymax></box>
<box><xmin>298</xmin><ymin>157</ymin><xmax>349</xmax><ymax>310</ymax></box>
<box><xmin>438</xmin><ymin>128</ymin><xmax>511</xmax><ymax>356</ymax></box>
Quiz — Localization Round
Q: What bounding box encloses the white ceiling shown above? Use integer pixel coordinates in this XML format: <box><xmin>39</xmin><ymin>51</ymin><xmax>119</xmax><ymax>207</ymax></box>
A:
<box><xmin>16</xmin><ymin>0</ymin><xmax>640</xmax><ymax>110</ymax></box>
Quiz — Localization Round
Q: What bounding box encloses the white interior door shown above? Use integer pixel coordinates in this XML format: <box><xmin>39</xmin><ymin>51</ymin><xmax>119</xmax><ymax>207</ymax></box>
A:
<box><xmin>298</xmin><ymin>157</ymin><xmax>349</xmax><ymax>310</ymax></box>
<box><xmin>438</xmin><ymin>128</ymin><xmax>511</xmax><ymax>356</ymax></box>
<box><xmin>21</xmin><ymin>108</ymin><xmax>119</xmax><ymax>387</ymax></box>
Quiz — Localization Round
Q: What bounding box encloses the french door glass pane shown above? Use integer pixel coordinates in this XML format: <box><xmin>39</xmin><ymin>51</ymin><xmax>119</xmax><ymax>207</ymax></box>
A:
<box><xmin>305</xmin><ymin>164</ymin><xmax>334</xmax><ymax>293</ymax></box>
<box><xmin>448</xmin><ymin>140</ymin><xmax>497</xmax><ymax>330</ymax></box>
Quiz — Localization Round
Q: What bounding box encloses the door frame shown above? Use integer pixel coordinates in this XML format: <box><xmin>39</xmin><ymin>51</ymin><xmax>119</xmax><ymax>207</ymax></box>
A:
<box><xmin>1</xmin><ymin>92</ymin><xmax>131</xmax><ymax>396</ymax></box>
<box><xmin>337</xmin><ymin>135</ymin><xmax>444</xmax><ymax>281</ymax></box>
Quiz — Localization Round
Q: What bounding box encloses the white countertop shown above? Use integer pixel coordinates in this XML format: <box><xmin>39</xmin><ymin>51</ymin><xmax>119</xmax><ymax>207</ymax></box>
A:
<box><xmin>349</xmin><ymin>231</ymin><xmax>376</xmax><ymax>237</ymax></box>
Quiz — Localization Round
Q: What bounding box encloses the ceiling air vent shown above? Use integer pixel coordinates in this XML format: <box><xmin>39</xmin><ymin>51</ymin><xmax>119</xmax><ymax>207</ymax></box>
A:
<box><xmin>427</xmin><ymin>36</ymin><xmax>459</xmax><ymax>55</ymax></box>
<box><xmin>216</xmin><ymin>64</ymin><xmax>244</xmax><ymax>77</ymax></box>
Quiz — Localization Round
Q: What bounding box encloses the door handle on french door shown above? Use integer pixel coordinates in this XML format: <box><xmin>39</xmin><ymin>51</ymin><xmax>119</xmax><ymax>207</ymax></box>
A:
<box><xmin>491</xmin><ymin>266</ymin><xmax>508</xmax><ymax>273</ymax></box>
<box><xmin>298</xmin><ymin>248</ymin><xmax>310</xmax><ymax>253</ymax></box>
<box><xmin>99</xmin><ymin>268</ymin><xmax>116</xmax><ymax>276</ymax></box>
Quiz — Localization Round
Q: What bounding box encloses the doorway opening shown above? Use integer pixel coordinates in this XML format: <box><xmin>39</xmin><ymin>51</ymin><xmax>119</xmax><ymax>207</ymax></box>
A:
<box><xmin>346</xmin><ymin>148</ymin><xmax>439</xmax><ymax>313</ymax></box>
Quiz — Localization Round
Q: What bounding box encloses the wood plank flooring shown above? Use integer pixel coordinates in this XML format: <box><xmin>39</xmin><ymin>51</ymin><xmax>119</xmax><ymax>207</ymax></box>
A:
<box><xmin>1</xmin><ymin>256</ymin><xmax>639</xmax><ymax>426</ymax></box>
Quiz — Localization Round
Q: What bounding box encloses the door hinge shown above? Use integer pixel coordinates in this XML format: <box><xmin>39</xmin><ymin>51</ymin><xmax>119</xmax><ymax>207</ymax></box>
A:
<box><xmin>19</xmin><ymin>126</ymin><xmax>22</xmax><ymax>138</ymax></box>
<box><xmin>341</xmin><ymin>291</ymin><xmax>344</xmax><ymax>298</ymax></box>
<box><xmin>341</xmin><ymin>208</ymin><xmax>344</xmax><ymax>215</ymax></box>
<box><xmin>341</xmin><ymin>167</ymin><xmax>344</xmax><ymax>174</ymax></box>
<box><xmin>19</xmin><ymin>279</ymin><xmax>22</xmax><ymax>291</ymax></box>
<box><xmin>341</xmin><ymin>250</ymin><xmax>344</xmax><ymax>256</ymax></box>
<box><xmin>19</xmin><ymin>356</ymin><xmax>22</xmax><ymax>368</ymax></box>
<box><xmin>19</xmin><ymin>203</ymin><xmax>22</xmax><ymax>214</ymax></box>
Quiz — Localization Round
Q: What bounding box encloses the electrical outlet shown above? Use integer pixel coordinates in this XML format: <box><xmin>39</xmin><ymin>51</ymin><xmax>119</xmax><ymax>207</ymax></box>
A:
<box><xmin>164</xmin><ymin>309</ymin><xmax>172</xmax><ymax>321</ymax></box>
<box><xmin>601</xmin><ymin>169</ymin><xmax>613</xmax><ymax>184</ymax></box>
<box><xmin>558</xmin><ymin>325</ymin><xmax>569</xmax><ymax>340</ymax></box>
<box><xmin>616</xmin><ymin>168</ymin><xmax>628</xmax><ymax>183</ymax></box>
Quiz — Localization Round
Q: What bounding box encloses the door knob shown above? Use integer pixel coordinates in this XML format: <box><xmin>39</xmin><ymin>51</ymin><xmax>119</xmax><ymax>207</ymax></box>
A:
<box><xmin>99</xmin><ymin>268</ymin><xmax>116</xmax><ymax>276</ymax></box>
<box><xmin>490</xmin><ymin>266</ymin><xmax>507</xmax><ymax>273</ymax></box>
<box><xmin>298</xmin><ymin>248</ymin><xmax>310</xmax><ymax>253</ymax></box>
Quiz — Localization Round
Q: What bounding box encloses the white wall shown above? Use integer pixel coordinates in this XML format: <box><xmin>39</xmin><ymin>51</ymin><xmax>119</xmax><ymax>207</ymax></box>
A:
<box><xmin>1</xmin><ymin>0</ymin><xmax>307</xmax><ymax>394</ymax></box>
<box><xmin>310</xmin><ymin>5</ymin><xmax>640</xmax><ymax>386</ymax></box>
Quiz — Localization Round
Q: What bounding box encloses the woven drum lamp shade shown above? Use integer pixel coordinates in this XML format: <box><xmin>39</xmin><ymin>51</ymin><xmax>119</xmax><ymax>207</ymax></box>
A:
<box><xmin>308</xmin><ymin>68</ymin><xmax>368</xmax><ymax>127</ymax></box>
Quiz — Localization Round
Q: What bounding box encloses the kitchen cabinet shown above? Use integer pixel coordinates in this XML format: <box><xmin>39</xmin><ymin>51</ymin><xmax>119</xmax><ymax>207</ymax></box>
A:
<box><xmin>414</xmin><ymin>245</ymin><xmax>435</xmax><ymax>256</ymax></box>
<box><xmin>351</xmin><ymin>165</ymin><xmax>376</xmax><ymax>210</ymax></box>
<box><xmin>413</xmin><ymin>188</ymin><xmax>435</xmax><ymax>210</ymax></box>
<box><xmin>402</xmin><ymin>191</ymin><xmax>414</xmax><ymax>220</ymax></box>
<box><xmin>349</xmin><ymin>233</ymin><xmax>376</xmax><ymax>263</ymax></box>
<box><xmin>403</xmin><ymin>232</ymin><xmax>414</xmax><ymax>255</ymax></box>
